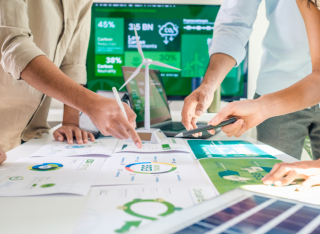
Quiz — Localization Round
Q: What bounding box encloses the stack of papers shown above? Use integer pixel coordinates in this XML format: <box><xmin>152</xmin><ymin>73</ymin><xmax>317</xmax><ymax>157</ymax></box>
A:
<box><xmin>7</xmin><ymin>136</ymin><xmax>303</xmax><ymax>233</ymax></box>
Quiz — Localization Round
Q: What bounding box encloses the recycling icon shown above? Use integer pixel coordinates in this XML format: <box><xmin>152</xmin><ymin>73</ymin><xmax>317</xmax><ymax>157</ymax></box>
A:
<box><xmin>158</xmin><ymin>22</ymin><xmax>179</xmax><ymax>45</ymax></box>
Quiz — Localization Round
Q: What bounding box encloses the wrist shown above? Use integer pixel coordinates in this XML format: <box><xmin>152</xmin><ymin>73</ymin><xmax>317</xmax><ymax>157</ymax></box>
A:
<box><xmin>78</xmin><ymin>90</ymin><xmax>102</xmax><ymax>116</ymax></box>
<box><xmin>62</xmin><ymin>122</ymin><xmax>79</xmax><ymax>127</ymax></box>
<box><xmin>256</xmin><ymin>94</ymin><xmax>276</xmax><ymax>120</ymax></box>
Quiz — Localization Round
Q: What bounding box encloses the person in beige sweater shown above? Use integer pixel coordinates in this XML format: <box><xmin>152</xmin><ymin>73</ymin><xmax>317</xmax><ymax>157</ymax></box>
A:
<box><xmin>0</xmin><ymin>0</ymin><xmax>142</xmax><ymax>162</ymax></box>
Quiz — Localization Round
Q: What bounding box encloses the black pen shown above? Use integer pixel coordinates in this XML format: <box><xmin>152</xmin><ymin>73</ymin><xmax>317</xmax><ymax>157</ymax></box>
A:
<box><xmin>174</xmin><ymin>117</ymin><xmax>237</xmax><ymax>138</ymax></box>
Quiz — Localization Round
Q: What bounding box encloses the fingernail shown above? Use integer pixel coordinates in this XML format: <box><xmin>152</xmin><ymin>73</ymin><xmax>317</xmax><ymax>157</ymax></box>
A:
<box><xmin>263</xmin><ymin>180</ymin><xmax>272</xmax><ymax>185</ymax></box>
<box><xmin>196</xmin><ymin>110</ymin><xmax>203</xmax><ymax>116</ymax></box>
<box><xmin>58</xmin><ymin>137</ymin><xmax>63</xmax><ymax>141</ymax></box>
<box><xmin>238</xmin><ymin>119</ymin><xmax>244</xmax><ymax>125</ymax></box>
<box><xmin>69</xmin><ymin>140</ymin><xmax>73</xmax><ymax>144</ymax></box>
<box><xmin>79</xmin><ymin>140</ymin><xmax>83</xmax><ymax>144</ymax></box>
<box><xmin>274</xmin><ymin>181</ymin><xmax>282</xmax><ymax>186</ymax></box>
<box><xmin>136</xmin><ymin>142</ymin><xmax>141</xmax><ymax>148</ymax></box>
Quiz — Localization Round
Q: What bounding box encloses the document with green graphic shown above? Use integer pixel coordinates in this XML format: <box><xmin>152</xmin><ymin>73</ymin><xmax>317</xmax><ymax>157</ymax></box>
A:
<box><xmin>74</xmin><ymin>185</ymin><xmax>218</xmax><ymax>234</ymax></box>
<box><xmin>92</xmin><ymin>153</ymin><xmax>209</xmax><ymax>187</ymax></box>
<box><xmin>114</xmin><ymin>138</ymin><xmax>190</xmax><ymax>154</ymax></box>
<box><xmin>30</xmin><ymin>138</ymin><xmax>118</xmax><ymax>157</ymax></box>
<box><xmin>199</xmin><ymin>158</ymin><xmax>282</xmax><ymax>194</ymax></box>
<box><xmin>187</xmin><ymin>140</ymin><xmax>276</xmax><ymax>159</ymax></box>
<box><xmin>0</xmin><ymin>157</ymin><xmax>105</xmax><ymax>196</ymax></box>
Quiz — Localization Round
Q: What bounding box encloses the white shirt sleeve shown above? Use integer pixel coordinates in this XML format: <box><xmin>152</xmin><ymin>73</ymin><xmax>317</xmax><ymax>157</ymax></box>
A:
<box><xmin>209</xmin><ymin>0</ymin><xmax>262</xmax><ymax>66</ymax></box>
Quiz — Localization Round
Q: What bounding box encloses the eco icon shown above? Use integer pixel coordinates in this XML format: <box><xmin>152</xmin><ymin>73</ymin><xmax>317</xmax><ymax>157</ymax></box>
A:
<box><xmin>158</xmin><ymin>22</ymin><xmax>179</xmax><ymax>45</ymax></box>
<box><xmin>115</xmin><ymin>198</ymin><xmax>182</xmax><ymax>233</ymax></box>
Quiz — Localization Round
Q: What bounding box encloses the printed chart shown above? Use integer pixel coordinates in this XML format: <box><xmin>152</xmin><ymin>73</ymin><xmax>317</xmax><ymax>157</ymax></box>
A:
<box><xmin>74</xmin><ymin>186</ymin><xmax>217</xmax><ymax>234</ymax></box>
<box><xmin>0</xmin><ymin>157</ymin><xmax>105</xmax><ymax>196</ymax></box>
<box><xmin>114</xmin><ymin>138</ymin><xmax>190</xmax><ymax>153</ymax></box>
<box><xmin>30</xmin><ymin>138</ymin><xmax>118</xmax><ymax>157</ymax></box>
<box><xmin>92</xmin><ymin>153</ymin><xmax>208</xmax><ymax>186</ymax></box>
<box><xmin>199</xmin><ymin>158</ymin><xmax>282</xmax><ymax>194</ymax></box>
<box><xmin>187</xmin><ymin>140</ymin><xmax>275</xmax><ymax>159</ymax></box>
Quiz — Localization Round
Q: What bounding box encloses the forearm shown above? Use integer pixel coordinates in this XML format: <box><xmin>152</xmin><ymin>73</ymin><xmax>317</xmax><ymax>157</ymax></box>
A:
<box><xmin>259</xmin><ymin>71</ymin><xmax>320</xmax><ymax>118</ymax></box>
<box><xmin>201</xmin><ymin>53</ymin><xmax>236</xmax><ymax>90</ymax></box>
<box><xmin>63</xmin><ymin>104</ymin><xmax>80</xmax><ymax>126</ymax></box>
<box><xmin>21</xmin><ymin>55</ymin><xmax>97</xmax><ymax>115</ymax></box>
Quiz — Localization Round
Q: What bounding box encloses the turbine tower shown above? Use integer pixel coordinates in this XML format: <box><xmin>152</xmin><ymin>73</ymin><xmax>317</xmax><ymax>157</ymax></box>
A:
<box><xmin>119</xmin><ymin>24</ymin><xmax>181</xmax><ymax>143</ymax></box>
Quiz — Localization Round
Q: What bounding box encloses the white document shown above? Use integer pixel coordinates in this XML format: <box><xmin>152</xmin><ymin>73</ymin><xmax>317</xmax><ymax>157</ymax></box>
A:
<box><xmin>243</xmin><ymin>184</ymin><xmax>320</xmax><ymax>205</ymax></box>
<box><xmin>74</xmin><ymin>185</ymin><xmax>218</xmax><ymax>234</ymax></box>
<box><xmin>30</xmin><ymin>138</ymin><xmax>118</xmax><ymax>157</ymax></box>
<box><xmin>92</xmin><ymin>153</ymin><xmax>209</xmax><ymax>186</ymax></box>
<box><xmin>0</xmin><ymin>157</ymin><xmax>105</xmax><ymax>196</ymax></box>
<box><xmin>114</xmin><ymin>138</ymin><xmax>190</xmax><ymax>154</ymax></box>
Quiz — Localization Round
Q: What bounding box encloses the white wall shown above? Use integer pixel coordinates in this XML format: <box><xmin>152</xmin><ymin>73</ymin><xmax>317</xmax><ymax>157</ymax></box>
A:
<box><xmin>50</xmin><ymin>0</ymin><xmax>269</xmax><ymax>109</ymax></box>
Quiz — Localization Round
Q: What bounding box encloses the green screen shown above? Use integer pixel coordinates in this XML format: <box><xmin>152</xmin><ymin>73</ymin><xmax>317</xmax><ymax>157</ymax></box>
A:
<box><xmin>87</xmin><ymin>3</ymin><xmax>248</xmax><ymax>100</ymax></box>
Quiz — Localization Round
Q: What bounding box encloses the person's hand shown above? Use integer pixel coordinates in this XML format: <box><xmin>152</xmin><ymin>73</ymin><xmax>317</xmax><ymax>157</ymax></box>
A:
<box><xmin>207</xmin><ymin>99</ymin><xmax>268</xmax><ymax>137</ymax></box>
<box><xmin>181</xmin><ymin>85</ymin><xmax>214</xmax><ymax>137</ymax></box>
<box><xmin>53</xmin><ymin>124</ymin><xmax>95</xmax><ymax>144</ymax></box>
<box><xmin>0</xmin><ymin>146</ymin><xmax>7</xmax><ymax>164</ymax></box>
<box><xmin>261</xmin><ymin>160</ymin><xmax>320</xmax><ymax>191</ymax></box>
<box><xmin>87</xmin><ymin>96</ymin><xmax>142</xmax><ymax>148</ymax></box>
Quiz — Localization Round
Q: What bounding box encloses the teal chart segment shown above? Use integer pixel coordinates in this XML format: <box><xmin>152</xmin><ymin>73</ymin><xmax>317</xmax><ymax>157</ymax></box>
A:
<box><xmin>187</xmin><ymin>140</ymin><xmax>275</xmax><ymax>159</ymax></box>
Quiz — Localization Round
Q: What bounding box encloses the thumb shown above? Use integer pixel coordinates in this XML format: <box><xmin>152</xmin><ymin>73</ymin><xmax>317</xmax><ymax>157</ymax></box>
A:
<box><xmin>53</xmin><ymin>130</ymin><xmax>64</xmax><ymax>142</ymax></box>
<box><xmin>195</xmin><ymin>95</ymin><xmax>207</xmax><ymax>116</ymax></box>
<box><xmin>209</xmin><ymin>105</ymin><xmax>233</xmax><ymax>126</ymax></box>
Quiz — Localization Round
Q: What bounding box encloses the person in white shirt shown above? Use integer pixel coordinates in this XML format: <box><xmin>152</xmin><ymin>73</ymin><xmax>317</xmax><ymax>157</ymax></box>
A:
<box><xmin>181</xmin><ymin>0</ymin><xmax>319</xmax><ymax>160</ymax></box>
<box><xmin>208</xmin><ymin>0</ymin><xmax>320</xmax><ymax>191</ymax></box>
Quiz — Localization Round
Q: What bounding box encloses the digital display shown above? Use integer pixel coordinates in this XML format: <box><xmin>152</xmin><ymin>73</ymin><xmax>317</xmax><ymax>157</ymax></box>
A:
<box><xmin>122</xmin><ymin>67</ymin><xmax>171</xmax><ymax>127</ymax></box>
<box><xmin>87</xmin><ymin>3</ymin><xmax>248</xmax><ymax>100</ymax></box>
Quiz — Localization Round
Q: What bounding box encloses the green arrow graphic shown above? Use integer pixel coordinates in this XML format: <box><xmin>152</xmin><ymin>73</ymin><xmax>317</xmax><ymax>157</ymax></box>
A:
<box><xmin>115</xmin><ymin>221</ymin><xmax>141</xmax><ymax>233</ymax></box>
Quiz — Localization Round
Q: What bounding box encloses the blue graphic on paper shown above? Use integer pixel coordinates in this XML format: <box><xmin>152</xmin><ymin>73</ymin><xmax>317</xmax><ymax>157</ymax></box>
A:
<box><xmin>187</xmin><ymin>140</ymin><xmax>275</xmax><ymax>159</ymax></box>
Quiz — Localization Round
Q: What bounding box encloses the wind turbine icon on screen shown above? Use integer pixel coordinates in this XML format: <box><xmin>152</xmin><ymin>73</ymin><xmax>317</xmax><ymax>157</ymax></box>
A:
<box><xmin>119</xmin><ymin>24</ymin><xmax>181</xmax><ymax>143</ymax></box>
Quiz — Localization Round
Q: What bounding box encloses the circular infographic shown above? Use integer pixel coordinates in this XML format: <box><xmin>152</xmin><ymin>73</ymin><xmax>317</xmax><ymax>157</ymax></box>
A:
<box><xmin>28</xmin><ymin>163</ymin><xmax>63</xmax><ymax>171</ymax></box>
<box><xmin>125</xmin><ymin>162</ymin><xmax>177</xmax><ymax>174</ymax></box>
<box><xmin>41</xmin><ymin>183</ymin><xmax>56</xmax><ymax>188</ymax></box>
<box><xmin>9</xmin><ymin>176</ymin><xmax>24</xmax><ymax>180</ymax></box>
<box><xmin>66</xmin><ymin>145</ymin><xmax>91</xmax><ymax>149</ymax></box>
<box><xmin>117</xmin><ymin>198</ymin><xmax>182</xmax><ymax>220</ymax></box>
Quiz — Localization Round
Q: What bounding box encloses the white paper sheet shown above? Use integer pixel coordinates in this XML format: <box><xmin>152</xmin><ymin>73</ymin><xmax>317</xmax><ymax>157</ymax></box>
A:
<box><xmin>114</xmin><ymin>138</ymin><xmax>190</xmax><ymax>154</ymax></box>
<box><xmin>92</xmin><ymin>153</ymin><xmax>209</xmax><ymax>187</ymax></box>
<box><xmin>74</xmin><ymin>185</ymin><xmax>218</xmax><ymax>234</ymax></box>
<box><xmin>0</xmin><ymin>157</ymin><xmax>105</xmax><ymax>196</ymax></box>
<box><xmin>30</xmin><ymin>138</ymin><xmax>118</xmax><ymax>157</ymax></box>
<box><xmin>243</xmin><ymin>184</ymin><xmax>320</xmax><ymax>205</ymax></box>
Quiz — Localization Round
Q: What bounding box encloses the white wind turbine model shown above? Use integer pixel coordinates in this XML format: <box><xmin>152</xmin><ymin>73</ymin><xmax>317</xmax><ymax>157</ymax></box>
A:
<box><xmin>119</xmin><ymin>25</ymin><xmax>181</xmax><ymax>143</ymax></box>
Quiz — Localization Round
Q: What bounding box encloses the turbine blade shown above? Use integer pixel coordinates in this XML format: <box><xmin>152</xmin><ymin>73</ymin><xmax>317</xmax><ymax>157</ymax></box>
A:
<box><xmin>134</xmin><ymin>24</ymin><xmax>144</xmax><ymax>59</ymax></box>
<box><xmin>119</xmin><ymin>63</ymin><xmax>143</xmax><ymax>90</ymax></box>
<box><xmin>150</xmin><ymin>61</ymin><xmax>181</xmax><ymax>71</ymax></box>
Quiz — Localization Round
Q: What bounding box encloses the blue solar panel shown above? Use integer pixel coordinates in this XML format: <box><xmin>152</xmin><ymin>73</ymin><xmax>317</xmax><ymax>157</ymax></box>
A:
<box><xmin>174</xmin><ymin>196</ymin><xmax>320</xmax><ymax>234</ymax></box>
